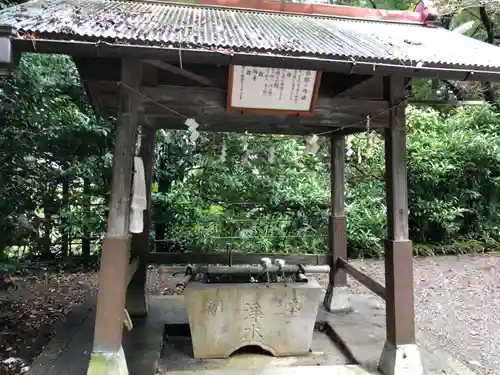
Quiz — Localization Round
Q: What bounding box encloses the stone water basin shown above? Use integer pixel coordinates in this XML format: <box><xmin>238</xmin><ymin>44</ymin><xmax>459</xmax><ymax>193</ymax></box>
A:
<box><xmin>184</xmin><ymin>280</ymin><xmax>324</xmax><ymax>359</ymax></box>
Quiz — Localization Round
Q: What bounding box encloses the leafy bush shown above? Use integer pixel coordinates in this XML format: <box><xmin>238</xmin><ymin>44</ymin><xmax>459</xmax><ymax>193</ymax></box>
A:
<box><xmin>157</xmin><ymin>105</ymin><xmax>500</xmax><ymax>258</ymax></box>
<box><xmin>2</xmin><ymin>53</ymin><xmax>500</xmax><ymax>260</ymax></box>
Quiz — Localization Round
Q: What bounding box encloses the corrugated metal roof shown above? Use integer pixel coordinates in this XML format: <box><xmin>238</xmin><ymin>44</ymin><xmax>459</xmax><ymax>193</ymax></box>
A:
<box><xmin>2</xmin><ymin>0</ymin><xmax>500</xmax><ymax>69</ymax></box>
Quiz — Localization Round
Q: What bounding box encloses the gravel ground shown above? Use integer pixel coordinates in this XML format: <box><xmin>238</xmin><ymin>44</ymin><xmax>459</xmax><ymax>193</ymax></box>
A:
<box><xmin>340</xmin><ymin>255</ymin><xmax>500</xmax><ymax>375</ymax></box>
<box><xmin>147</xmin><ymin>254</ymin><xmax>500</xmax><ymax>375</ymax></box>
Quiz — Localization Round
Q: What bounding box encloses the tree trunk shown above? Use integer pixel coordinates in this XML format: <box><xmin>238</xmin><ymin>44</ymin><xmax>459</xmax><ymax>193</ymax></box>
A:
<box><xmin>42</xmin><ymin>205</ymin><xmax>53</xmax><ymax>259</ymax></box>
<box><xmin>82</xmin><ymin>177</ymin><xmax>91</xmax><ymax>264</ymax></box>
<box><xmin>61</xmin><ymin>177</ymin><xmax>70</xmax><ymax>258</ymax></box>
<box><xmin>155</xmin><ymin>153</ymin><xmax>168</xmax><ymax>252</ymax></box>
<box><xmin>479</xmin><ymin>7</ymin><xmax>496</xmax><ymax>106</ymax></box>
<box><xmin>154</xmin><ymin>180</ymin><xmax>167</xmax><ymax>252</ymax></box>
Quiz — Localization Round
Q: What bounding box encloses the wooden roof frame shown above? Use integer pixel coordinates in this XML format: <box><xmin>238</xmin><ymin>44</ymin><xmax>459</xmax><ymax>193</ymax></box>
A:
<box><xmin>78</xmin><ymin>58</ymin><xmax>391</xmax><ymax>135</ymax></box>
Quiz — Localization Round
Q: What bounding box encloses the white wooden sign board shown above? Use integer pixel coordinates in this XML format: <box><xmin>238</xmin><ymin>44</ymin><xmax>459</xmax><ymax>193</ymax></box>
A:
<box><xmin>230</xmin><ymin>65</ymin><xmax>318</xmax><ymax>112</ymax></box>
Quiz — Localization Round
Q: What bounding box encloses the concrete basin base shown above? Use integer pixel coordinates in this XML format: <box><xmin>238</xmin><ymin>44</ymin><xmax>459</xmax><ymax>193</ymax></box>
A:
<box><xmin>184</xmin><ymin>280</ymin><xmax>324</xmax><ymax>359</ymax></box>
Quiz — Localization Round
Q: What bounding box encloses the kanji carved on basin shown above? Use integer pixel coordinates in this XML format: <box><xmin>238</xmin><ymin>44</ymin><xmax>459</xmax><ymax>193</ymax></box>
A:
<box><xmin>184</xmin><ymin>261</ymin><xmax>325</xmax><ymax>359</ymax></box>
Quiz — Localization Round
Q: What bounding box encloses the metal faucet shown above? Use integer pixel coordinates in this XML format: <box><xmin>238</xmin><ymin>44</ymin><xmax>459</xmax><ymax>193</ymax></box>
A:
<box><xmin>274</xmin><ymin>258</ymin><xmax>287</xmax><ymax>286</ymax></box>
<box><xmin>260</xmin><ymin>257</ymin><xmax>272</xmax><ymax>286</ymax></box>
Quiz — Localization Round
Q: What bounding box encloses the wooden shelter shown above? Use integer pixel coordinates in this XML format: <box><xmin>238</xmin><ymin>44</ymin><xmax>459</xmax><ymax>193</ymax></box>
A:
<box><xmin>1</xmin><ymin>0</ymin><xmax>500</xmax><ymax>374</ymax></box>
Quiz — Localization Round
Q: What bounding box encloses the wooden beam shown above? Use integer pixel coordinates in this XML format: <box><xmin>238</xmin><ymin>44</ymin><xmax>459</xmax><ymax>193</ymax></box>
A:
<box><xmin>337</xmin><ymin>258</ymin><xmax>386</xmax><ymax>300</ymax></box>
<box><xmin>135</xmin><ymin>101</ymin><xmax>388</xmax><ymax>125</ymax></box>
<box><xmin>126</xmin><ymin>257</ymin><xmax>139</xmax><ymax>286</ymax></box>
<box><xmin>329</xmin><ymin>128</ymin><xmax>367</xmax><ymax>136</ymax></box>
<box><xmin>143</xmin><ymin>60</ymin><xmax>217</xmax><ymax>87</ymax></box>
<box><xmin>91</xmin><ymin>83</ymin><xmax>390</xmax><ymax>129</ymax></box>
<box><xmin>328</xmin><ymin>74</ymin><xmax>373</xmax><ymax>97</ymax></box>
<box><xmin>92</xmin><ymin>57</ymin><xmax>141</xmax><ymax>354</ymax></box>
<box><xmin>125</xmin><ymin>126</ymin><xmax>157</xmax><ymax>317</ymax></box>
<box><xmin>383</xmin><ymin>75</ymin><xmax>416</xmax><ymax>346</ymax></box>
<box><xmin>75</xmin><ymin>57</ymin><xmax>121</xmax><ymax>82</ymax></box>
<box><xmin>408</xmin><ymin>100</ymin><xmax>487</xmax><ymax>106</ymax></box>
<box><xmin>323</xmin><ymin>134</ymin><xmax>349</xmax><ymax>312</ymax></box>
<box><xmin>143</xmin><ymin>117</ymin><xmax>378</xmax><ymax>135</ymax></box>
<box><xmin>330</xmin><ymin>75</ymin><xmax>384</xmax><ymax>100</ymax></box>
<box><xmin>330</xmin><ymin>134</ymin><xmax>347</xmax><ymax>286</ymax></box>
<box><xmin>88</xmin><ymin>80</ymin><xmax>391</xmax><ymax>135</ymax></box>
<box><xmin>93</xmin><ymin>83</ymin><xmax>390</xmax><ymax>114</ymax></box>
<box><xmin>77</xmin><ymin>60</ymin><xmax>383</xmax><ymax>99</ymax></box>
<box><xmin>143</xmin><ymin>61</ymin><xmax>160</xmax><ymax>86</ymax></box>
<box><xmin>148</xmin><ymin>252</ymin><xmax>331</xmax><ymax>266</ymax></box>
<box><xmin>384</xmin><ymin>79</ymin><xmax>409</xmax><ymax>242</ymax></box>
<box><xmin>146</xmin><ymin>118</ymin><xmax>310</xmax><ymax>134</ymax></box>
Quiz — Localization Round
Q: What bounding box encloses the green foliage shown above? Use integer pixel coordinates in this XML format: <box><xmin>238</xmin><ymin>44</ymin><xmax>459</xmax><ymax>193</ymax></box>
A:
<box><xmin>153</xmin><ymin>105</ymin><xmax>500</xmax><ymax>258</ymax></box>
<box><xmin>0</xmin><ymin>54</ymin><xmax>111</xmax><ymax>258</ymax></box>
<box><xmin>348</xmin><ymin>105</ymin><xmax>500</xmax><ymax>257</ymax></box>
<box><xmin>2</xmin><ymin>53</ymin><xmax>500</xmax><ymax>260</ymax></box>
<box><xmin>156</xmin><ymin>135</ymin><xmax>330</xmax><ymax>253</ymax></box>
<box><xmin>3</xmin><ymin>0</ymin><xmax>500</xmax><ymax>260</ymax></box>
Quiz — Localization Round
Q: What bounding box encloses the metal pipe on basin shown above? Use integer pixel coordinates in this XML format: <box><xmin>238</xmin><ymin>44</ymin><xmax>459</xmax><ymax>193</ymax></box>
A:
<box><xmin>199</xmin><ymin>264</ymin><xmax>330</xmax><ymax>275</ymax></box>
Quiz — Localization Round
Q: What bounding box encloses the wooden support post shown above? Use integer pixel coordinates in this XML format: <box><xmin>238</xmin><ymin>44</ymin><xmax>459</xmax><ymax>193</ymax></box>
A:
<box><xmin>126</xmin><ymin>125</ymin><xmax>156</xmax><ymax>317</ymax></box>
<box><xmin>378</xmin><ymin>76</ymin><xmax>423</xmax><ymax>375</ymax></box>
<box><xmin>323</xmin><ymin>134</ymin><xmax>350</xmax><ymax>312</ymax></box>
<box><xmin>87</xmin><ymin>57</ymin><xmax>142</xmax><ymax>375</ymax></box>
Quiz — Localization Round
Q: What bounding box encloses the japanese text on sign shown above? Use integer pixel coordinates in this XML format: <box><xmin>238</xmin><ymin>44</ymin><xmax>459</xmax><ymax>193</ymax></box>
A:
<box><xmin>230</xmin><ymin>65</ymin><xmax>317</xmax><ymax>112</ymax></box>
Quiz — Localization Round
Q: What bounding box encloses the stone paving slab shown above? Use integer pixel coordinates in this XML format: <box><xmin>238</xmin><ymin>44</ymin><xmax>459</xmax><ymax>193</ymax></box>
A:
<box><xmin>28</xmin><ymin>294</ymin><xmax>478</xmax><ymax>375</ymax></box>
<box><xmin>163</xmin><ymin>364</ymin><xmax>378</xmax><ymax>375</ymax></box>
<box><xmin>157</xmin><ymin>326</ymin><xmax>350</xmax><ymax>372</ymax></box>
<box><xmin>123</xmin><ymin>296</ymin><xmax>184</xmax><ymax>375</ymax></box>
<box><xmin>321</xmin><ymin>294</ymin><xmax>478</xmax><ymax>375</ymax></box>
<box><xmin>28</xmin><ymin>296</ymin><xmax>181</xmax><ymax>375</ymax></box>
<box><xmin>28</xmin><ymin>299</ymin><xmax>94</xmax><ymax>375</ymax></box>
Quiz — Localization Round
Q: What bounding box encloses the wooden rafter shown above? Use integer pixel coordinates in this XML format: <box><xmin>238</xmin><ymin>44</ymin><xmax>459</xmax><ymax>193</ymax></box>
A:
<box><xmin>143</xmin><ymin>60</ymin><xmax>217</xmax><ymax>87</ymax></box>
<box><xmin>328</xmin><ymin>74</ymin><xmax>373</xmax><ymax>97</ymax></box>
<box><xmin>89</xmin><ymin>83</ymin><xmax>390</xmax><ymax>135</ymax></box>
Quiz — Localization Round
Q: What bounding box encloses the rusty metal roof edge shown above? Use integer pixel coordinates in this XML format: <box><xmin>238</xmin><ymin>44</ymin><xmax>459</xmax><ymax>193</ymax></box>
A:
<box><xmin>11</xmin><ymin>30</ymin><xmax>430</xmax><ymax>64</ymax></box>
<box><xmin>134</xmin><ymin>0</ymin><xmax>429</xmax><ymax>26</ymax></box>
<box><xmin>10</xmin><ymin>37</ymin><xmax>500</xmax><ymax>83</ymax></box>
<box><xmin>4</xmin><ymin>0</ymin><xmax>429</xmax><ymax>27</ymax></box>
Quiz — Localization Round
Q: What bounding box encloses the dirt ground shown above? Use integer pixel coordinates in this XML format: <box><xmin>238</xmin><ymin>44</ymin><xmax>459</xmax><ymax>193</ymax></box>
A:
<box><xmin>0</xmin><ymin>270</ymin><xmax>97</xmax><ymax>375</ymax></box>
<box><xmin>1</xmin><ymin>254</ymin><xmax>499</xmax><ymax>375</ymax></box>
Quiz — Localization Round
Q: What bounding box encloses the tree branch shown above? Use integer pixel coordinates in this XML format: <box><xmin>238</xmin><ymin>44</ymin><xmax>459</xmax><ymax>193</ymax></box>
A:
<box><xmin>464</xmin><ymin>8</ymin><xmax>481</xmax><ymax>22</ymax></box>
<box><xmin>443</xmin><ymin>80</ymin><xmax>465</xmax><ymax>101</ymax></box>
<box><xmin>479</xmin><ymin>7</ymin><xmax>494</xmax><ymax>44</ymax></box>
<box><xmin>479</xmin><ymin>7</ymin><xmax>496</xmax><ymax>106</ymax></box>
<box><xmin>349</xmin><ymin>162</ymin><xmax>384</xmax><ymax>182</ymax></box>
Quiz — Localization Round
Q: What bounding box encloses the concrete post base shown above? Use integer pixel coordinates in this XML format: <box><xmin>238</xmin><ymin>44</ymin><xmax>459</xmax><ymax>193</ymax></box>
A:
<box><xmin>378</xmin><ymin>341</ymin><xmax>424</xmax><ymax>375</ymax></box>
<box><xmin>323</xmin><ymin>286</ymin><xmax>351</xmax><ymax>313</ymax></box>
<box><xmin>125</xmin><ymin>287</ymin><xmax>149</xmax><ymax>317</ymax></box>
<box><xmin>87</xmin><ymin>347</ymin><xmax>128</xmax><ymax>375</ymax></box>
